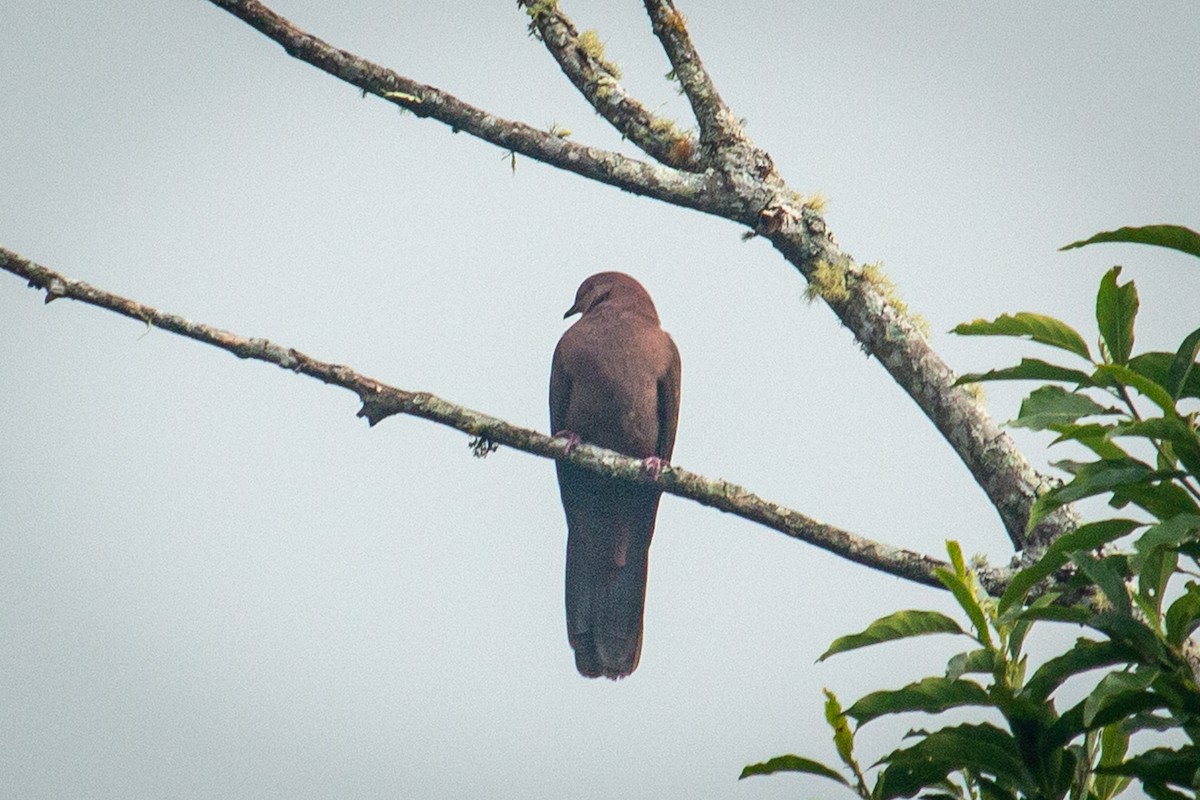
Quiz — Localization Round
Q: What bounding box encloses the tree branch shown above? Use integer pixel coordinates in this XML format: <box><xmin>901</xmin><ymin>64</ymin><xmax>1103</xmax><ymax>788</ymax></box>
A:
<box><xmin>519</xmin><ymin>0</ymin><xmax>702</xmax><ymax>170</ymax></box>
<box><xmin>204</xmin><ymin>0</ymin><xmax>718</xmax><ymax>213</ymax></box>
<box><xmin>757</xmin><ymin>204</ymin><xmax>1080</xmax><ymax>550</ymax></box>
<box><xmin>202</xmin><ymin>1</ymin><xmax>1076</xmax><ymax>551</ymax></box>
<box><xmin>3</xmin><ymin>246</ymin><xmax>1015</xmax><ymax>593</ymax></box>
<box><xmin>641</xmin><ymin>0</ymin><xmax>744</xmax><ymax>155</ymax></box>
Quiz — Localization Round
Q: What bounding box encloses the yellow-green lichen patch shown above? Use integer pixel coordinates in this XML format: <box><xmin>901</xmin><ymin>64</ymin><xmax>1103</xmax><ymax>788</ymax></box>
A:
<box><xmin>523</xmin><ymin>0</ymin><xmax>558</xmax><ymax>20</ymax></box>
<box><xmin>804</xmin><ymin>260</ymin><xmax>850</xmax><ymax>304</ymax></box>
<box><xmin>522</xmin><ymin>0</ymin><xmax>558</xmax><ymax>37</ymax></box>
<box><xmin>859</xmin><ymin>262</ymin><xmax>932</xmax><ymax>338</ymax></box>
<box><xmin>802</xmin><ymin>192</ymin><xmax>828</xmax><ymax>215</ymax></box>
<box><xmin>960</xmin><ymin>381</ymin><xmax>988</xmax><ymax>404</ymax></box>
<box><xmin>577</xmin><ymin>29</ymin><xmax>622</xmax><ymax>78</ymax></box>
<box><xmin>648</xmin><ymin>116</ymin><xmax>679</xmax><ymax>137</ymax></box>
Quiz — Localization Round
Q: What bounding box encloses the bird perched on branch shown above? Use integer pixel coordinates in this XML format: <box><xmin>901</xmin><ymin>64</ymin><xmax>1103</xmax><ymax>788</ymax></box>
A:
<box><xmin>549</xmin><ymin>272</ymin><xmax>681</xmax><ymax>679</ymax></box>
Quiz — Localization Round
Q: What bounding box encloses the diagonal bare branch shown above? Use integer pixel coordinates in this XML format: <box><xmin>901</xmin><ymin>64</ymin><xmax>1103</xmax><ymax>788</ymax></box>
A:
<box><xmin>641</xmin><ymin>0</ymin><xmax>744</xmax><ymax>154</ymax></box>
<box><xmin>3</xmin><ymin>245</ymin><xmax>1018</xmax><ymax>593</ymax></box>
<box><xmin>519</xmin><ymin>0</ymin><xmax>702</xmax><ymax>170</ymax></box>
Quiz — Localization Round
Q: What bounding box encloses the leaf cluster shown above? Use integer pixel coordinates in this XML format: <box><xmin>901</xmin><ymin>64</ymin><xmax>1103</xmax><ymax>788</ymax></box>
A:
<box><xmin>744</xmin><ymin>225</ymin><xmax>1200</xmax><ymax>799</ymax></box>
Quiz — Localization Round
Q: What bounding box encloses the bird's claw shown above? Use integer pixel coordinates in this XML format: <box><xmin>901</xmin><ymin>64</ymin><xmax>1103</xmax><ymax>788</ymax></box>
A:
<box><xmin>554</xmin><ymin>430</ymin><xmax>582</xmax><ymax>455</ymax></box>
<box><xmin>640</xmin><ymin>456</ymin><xmax>668</xmax><ymax>480</ymax></box>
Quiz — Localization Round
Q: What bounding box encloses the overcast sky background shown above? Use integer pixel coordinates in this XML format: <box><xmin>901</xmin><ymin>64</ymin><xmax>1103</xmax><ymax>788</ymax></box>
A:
<box><xmin>2</xmin><ymin>2</ymin><xmax>1198</xmax><ymax>798</ymax></box>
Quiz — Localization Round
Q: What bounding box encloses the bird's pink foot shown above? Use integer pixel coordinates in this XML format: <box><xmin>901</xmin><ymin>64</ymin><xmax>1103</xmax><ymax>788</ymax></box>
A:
<box><xmin>554</xmin><ymin>430</ymin><xmax>583</xmax><ymax>455</ymax></box>
<box><xmin>641</xmin><ymin>456</ymin><xmax>669</xmax><ymax>480</ymax></box>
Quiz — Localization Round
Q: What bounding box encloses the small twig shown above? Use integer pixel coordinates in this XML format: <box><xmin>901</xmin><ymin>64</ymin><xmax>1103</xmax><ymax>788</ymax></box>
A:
<box><xmin>2</xmin><ymin>246</ymin><xmax>1012</xmax><ymax>593</ymax></box>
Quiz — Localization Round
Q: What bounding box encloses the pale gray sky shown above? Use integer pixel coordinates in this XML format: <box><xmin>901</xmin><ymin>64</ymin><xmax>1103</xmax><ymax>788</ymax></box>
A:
<box><xmin>2</xmin><ymin>2</ymin><xmax>1197</xmax><ymax>798</ymax></box>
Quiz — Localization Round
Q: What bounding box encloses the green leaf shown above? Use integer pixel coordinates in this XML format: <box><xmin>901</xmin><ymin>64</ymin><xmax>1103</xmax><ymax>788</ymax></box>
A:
<box><xmin>824</xmin><ymin>689</ymin><xmax>857</xmax><ymax>770</ymax></box>
<box><xmin>1112</xmin><ymin>418</ymin><xmax>1196</xmax><ymax>442</ymax></box>
<box><xmin>1022</xmin><ymin>639</ymin><xmax>1134</xmax><ymax>703</ymax></box>
<box><xmin>1059</xmin><ymin>224</ymin><xmax>1200</xmax><ymax>259</ymax></box>
<box><xmin>738</xmin><ymin>754</ymin><xmax>849</xmax><ymax>784</ymax></box>
<box><xmin>1029</xmin><ymin>459</ymin><xmax>1157</xmax><ymax>531</ymax></box>
<box><xmin>935</xmin><ymin>567</ymin><xmax>993</xmax><ymax>649</ymax></box>
<box><xmin>1132</xmin><ymin>513</ymin><xmax>1200</xmax><ymax>563</ymax></box>
<box><xmin>1165</xmin><ymin>581</ymin><xmax>1200</xmax><ymax>648</ymax></box>
<box><xmin>1129</xmin><ymin>351</ymin><xmax>1200</xmax><ymax>400</ymax></box>
<box><xmin>1006</xmin><ymin>595</ymin><xmax>1045</xmax><ymax>659</ymax></box>
<box><xmin>1141</xmin><ymin>782</ymin><xmax>1193</xmax><ymax>800</ymax></box>
<box><xmin>845</xmin><ymin>677</ymin><xmax>989</xmax><ymax>726</ymax></box>
<box><xmin>1121</xmin><ymin>711</ymin><xmax>1189</xmax><ymax>734</ymax></box>
<box><xmin>1050</xmin><ymin>459</ymin><xmax>1097</xmax><ymax>476</ymax></box>
<box><xmin>1086</xmin><ymin>612</ymin><xmax>1165</xmax><ymax>663</ymax></box>
<box><xmin>1100</xmin><ymin>742</ymin><xmax>1200</xmax><ymax>782</ymax></box>
<box><xmin>1048</xmin><ymin>423</ymin><xmax>1129</xmax><ymax>460</ymax></box>
<box><xmin>1135</xmin><ymin>545</ymin><xmax>1177</xmax><ymax>620</ymax></box>
<box><xmin>955</xmin><ymin>358</ymin><xmax>1095</xmax><ymax>387</ymax></box>
<box><xmin>1096</xmin><ymin>266</ymin><xmax>1139</xmax><ymax>365</ymax></box>
<box><xmin>1045</xmin><ymin>700</ymin><xmax>1087</xmax><ymax>749</ymax></box>
<box><xmin>1083</xmin><ymin>668</ymin><xmax>1157</xmax><ymax>727</ymax></box>
<box><xmin>1110</xmin><ymin>480</ymin><xmax>1200</xmax><ymax>521</ymax></box>
<box><xmin>1166</xmin><ymin>327</ymin><xmax>1200</xmax><ymax>399</ymax></box>
<box><xmin>1081</xmin><ymin>688</ymin><xmax>1165</xmax><ymax>731</ymax></box>
<box><xmin>1133</xmin><ymin>514</ymin><xmax>1200</xmax><ymax>619</ymax></box>
<box><xmin>946</xmin><ymin>539</ymin><xmax>968</xmax><ymax>578</ymax></box>
<box><xmin>974</xmin><ymin>779</ymin><xmax>1020</xmax><ymax>800</ymax></box>
<box><xmin>1072</xmin><ymin>553</ymin><xmax>1131</xmax><ymax>617</ymax></box>
<box><xmin>1113</xmin><ymin>418</ymin><xmax>1200</xmax><ymax>475</ymax></box>
<box><xmin>1000</xmin><ymin>519</ymin><xmax>1141</xmax><ymax>614</ymax></box>
<box><xmin>1011</xmin><ymin>385</ymin><xmax>1118</xmax><ymax>431</ymax></box>
<box><xmin>1095</xmin><ymin>745</ymin><xmax>1200</xmax><ymax>787</ymax></box>
<box><xmin>1093</xmin><ymin>723</ymin><xmax>1132</xmax><ymax>800</ymax></box>
<box><xmin>1131</xmin><ymin>513</ymin><xmax>1200</xmax><ymax>574</ymax></box>
<box><xmin>1018</xmin><ymin>605</ymin><xmax>1091</xmax><ymax>625</ymax></box>
<box><xmin>819</xmin><ymin>610</ymin><xmax>965</xmax><ymax>661</ymax></box>
<box><xmin>875</xmin><ymin>724</ymin><xmax>1033</xmax><ymax>800</ymax></box>
<box><xmin>1093</xmin><ymin>364</ymin><xmax>1177</xmax><ymax>415</ymax></box>
<box><xmin>952</xmin><ymin>312</ymin><xmax>1091</xmax><ymax>360</ymax></box>
<box><xmin>946</xmin><ymin>648</ymin><xmax>994</xmax><ymax>680</ymax></box>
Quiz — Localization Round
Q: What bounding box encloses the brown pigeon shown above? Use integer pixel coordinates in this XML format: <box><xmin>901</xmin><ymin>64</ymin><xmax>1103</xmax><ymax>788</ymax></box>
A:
<box><xmin>549</xmin><ymin>272</ymin><xmax>681</xmax><ymax>679</ymax></box>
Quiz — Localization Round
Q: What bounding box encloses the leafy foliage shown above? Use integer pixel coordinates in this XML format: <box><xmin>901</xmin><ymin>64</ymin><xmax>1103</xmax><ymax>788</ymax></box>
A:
<box><xmin>745</xmin><ymin>227</ymin><xmax>1200</xmax><ymax>798</ymax></box>
<box><xmin>1059</xmin><ymin>224</ymin><xmax>1200</xmax><ymax>260</ymax></box>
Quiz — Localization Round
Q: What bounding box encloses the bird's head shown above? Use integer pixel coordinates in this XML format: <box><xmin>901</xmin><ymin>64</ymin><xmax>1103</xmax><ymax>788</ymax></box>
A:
<box><xmin>564</xmin><ymin>272</ymin><xmax>659</xmax><ymax>321</ymax></box>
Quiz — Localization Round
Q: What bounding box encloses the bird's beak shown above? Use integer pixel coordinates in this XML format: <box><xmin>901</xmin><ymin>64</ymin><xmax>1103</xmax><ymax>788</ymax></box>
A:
<box><xmin>563</xmin><ymin>303</ymin><xmax>580</xmax><ymax>319</ymax></box>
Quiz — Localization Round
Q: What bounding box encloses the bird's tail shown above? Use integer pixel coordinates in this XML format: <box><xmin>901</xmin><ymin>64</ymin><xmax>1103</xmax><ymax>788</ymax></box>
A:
<box><xmin>564</xmin><ymin>491</ymin><xmax>658</xmax><ymax>679</ymax></box>
<box><xmin>568</xmin><ymin>547</ymin><xmax>649</xmax><ymax>679</ymax></box>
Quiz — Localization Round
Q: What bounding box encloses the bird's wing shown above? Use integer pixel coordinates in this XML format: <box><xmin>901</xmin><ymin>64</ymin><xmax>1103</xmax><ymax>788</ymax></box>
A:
<box><xmin>656</xmin><ymin>333</ymin><xmax>682</xmax><ymax>461</ymax></box>
<box><xmin>549</xmin><ymin>336</ymin><xmax>572</xmax><ymax>435</ymax></box>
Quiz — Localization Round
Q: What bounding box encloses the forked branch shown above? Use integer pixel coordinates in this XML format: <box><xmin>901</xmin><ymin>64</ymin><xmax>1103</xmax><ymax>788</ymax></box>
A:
<box><xmin>205</xmin><ymin>0</ymin><xmax>717</xmax><ymax>211</ymax></box>
<box><xmin>520</xmin><ymin>0</ymin><xmax>702</xmax><ymax>170</ymax></box>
